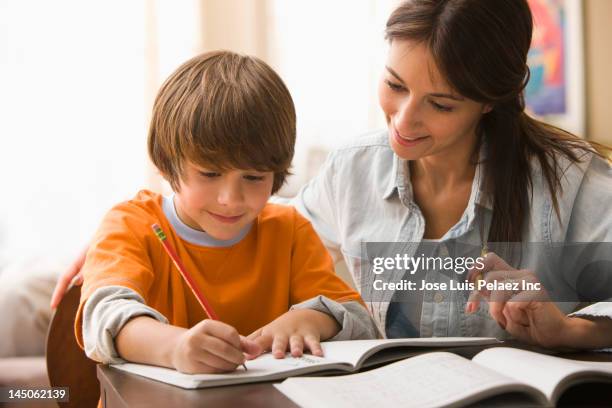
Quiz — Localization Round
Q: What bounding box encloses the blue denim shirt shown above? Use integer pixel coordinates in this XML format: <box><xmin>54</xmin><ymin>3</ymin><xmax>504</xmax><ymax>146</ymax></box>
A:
<box><xmin>291</xmin><ymin>130</ymin><xmax>612</xmax><ymax>339</ymax></box>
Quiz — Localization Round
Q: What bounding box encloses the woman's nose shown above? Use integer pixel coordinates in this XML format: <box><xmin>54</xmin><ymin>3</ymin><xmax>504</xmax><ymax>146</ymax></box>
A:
<box><xmin>395</xmin><ymin>97</ymin><xmax>423</xmax><ymax>134</ymax></box>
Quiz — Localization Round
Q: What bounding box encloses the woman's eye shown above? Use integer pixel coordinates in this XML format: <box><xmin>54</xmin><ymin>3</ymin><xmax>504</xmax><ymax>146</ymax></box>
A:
<box><xmin>430</xmin><ymin>101</ymin><xmax>453</xmax><ymax>112</ymax></box>
<box><xmin>384</xmin><ymin>79</ymin><xmax>405</xmax><ymax>92</ymax></box>
<box><xmin>200</xmin><ymin>172</ymin><xmax>220</xmax><ymax>178</ymax></box>
<box><xmin>244</xmin><ymin>175</ymin><xmax>264</xmax><ymax>182</ymax></box>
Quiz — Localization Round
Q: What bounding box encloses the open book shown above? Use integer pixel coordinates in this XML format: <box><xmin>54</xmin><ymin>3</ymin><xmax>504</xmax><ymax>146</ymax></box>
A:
<box><xmin>276</xmin><ymin>347</ymin><xmax>612</xmax><ymax>407</ymax></box>
<box><xmin>110</xmin><ymin>337</ymin><xmax>498</xmax><ymax>389</ymax></box>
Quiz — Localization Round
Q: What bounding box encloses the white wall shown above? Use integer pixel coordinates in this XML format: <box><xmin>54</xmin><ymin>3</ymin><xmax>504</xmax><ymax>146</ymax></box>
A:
<box><xmin>270</xmin><ymin>0</ymin><xmax>396</xmax><ymax>194</ymax></box>
<box><xmin>0</xmin><ymin>1</ymin><xmax>147</xmax><ymax>258</ymax></box>
<box><xmin>0</xmin><ymin>0</ymin><xmax>398</xmax><ymax>258</ymax></box>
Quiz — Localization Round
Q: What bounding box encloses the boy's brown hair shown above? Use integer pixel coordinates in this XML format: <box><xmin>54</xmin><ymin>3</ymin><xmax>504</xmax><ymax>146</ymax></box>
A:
<box><xmin>148</xmin><ymin>50</ymin><xmax>296</xmax><ymax>194</ymax></box>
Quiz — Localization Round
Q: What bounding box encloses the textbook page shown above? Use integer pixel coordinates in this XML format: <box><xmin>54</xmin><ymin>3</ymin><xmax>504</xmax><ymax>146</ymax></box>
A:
<box><xmin>472</xmin><ymin>347</ymin><xmax>612</xmax><ymax>403</ymax></box>
<box><xmin>276</xmin><ymin>352</ymin><xmax>544</xmax><ymax>408</ymax></box>
<box><xmin>320</xmin><ymin>337</ymin><xmax>499</xmax><ymax>368</ymax></box>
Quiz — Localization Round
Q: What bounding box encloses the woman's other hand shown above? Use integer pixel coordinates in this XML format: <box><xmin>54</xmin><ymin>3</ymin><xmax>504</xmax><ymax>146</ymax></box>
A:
<box><xmin>50</xmin><ymin>245</ymin><xmax>87</xmax><ymax>309</ymax></box>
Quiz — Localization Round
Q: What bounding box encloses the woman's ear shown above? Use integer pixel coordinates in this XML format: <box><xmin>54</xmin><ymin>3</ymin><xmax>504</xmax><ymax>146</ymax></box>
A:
<box><xmin>482</xmin><ymin>104</ymin><xmax>493</xmax><ymax>114</ymax></box>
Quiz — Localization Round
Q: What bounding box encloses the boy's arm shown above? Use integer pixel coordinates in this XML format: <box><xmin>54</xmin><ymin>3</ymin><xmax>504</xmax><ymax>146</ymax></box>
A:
<box><xmin>287</xmin><ymin>213</ymin><xmax>379</xmax><ymax>341</ymax></box>
<box><xmin>247</xmin><ymin>210</ymin><xmax>379</xmax><ymax>359</ymax></box>
<box><xmin>81</xmin><ymin>286</ymin><xmax>170</xmax><ymax>364</ymax></box>
<box><xmin>290</xmin><ymin>296</ymin><xmax>379</xmax><ymax>341</ymax></box>
<box><xmin>115</xmin><ymin>316</ymin><xmax>184</xmax><ymax>368</ymax></box>
<box><xmin>115</xmin><ymin>316</ymin><xmax>258</xmax><ymax>369</ymax></box>
<box><xmin>247</xmin><ymin>297</ymin><xmax>378</xmax><ymax>359</ymax></box>
<box><xmin>116</xmin><ymin>313</ymin><xmax>258</xmax><ymax>373</ymax></box>
<box><xmin>83</xmin><ymin>286</ymin><xmax>259</xmax><ymax>373</ymax></box>
<box><xmin>246</xmin><ymin>308</ymin><xmax>340</xmax><ymax>358</ymax></box>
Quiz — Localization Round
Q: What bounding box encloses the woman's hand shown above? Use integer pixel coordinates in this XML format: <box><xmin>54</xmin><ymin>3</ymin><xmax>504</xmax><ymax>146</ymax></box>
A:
<box><xmin>246</xmin><ymin>309</ymin><xmax>340</xmax><ymax>359</ymax></box>
<box><xmin>50</xmin><ymin>245</ymin><xmax>88</xmax><ymax>309</ymax></box>
<box><xmin>465</xmin><ymin>252</ymin><xmax>572</xmax><ymax>349</ymax></box>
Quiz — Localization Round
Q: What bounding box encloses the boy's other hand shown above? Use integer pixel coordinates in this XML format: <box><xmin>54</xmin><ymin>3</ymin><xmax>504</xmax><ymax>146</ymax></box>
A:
<box><xmin>246</xmin><ymin>309</ymin><xmax>340</xmax><ymax>360</ymax></box>
<box><xmin>171</xmin><ymin>319</ymin><xmax>260</xmax><ymax>374</ymax></box>
<box><xmin>50</xmin><ymin>245</ymin><xmax>88</xmax><ymax>309</ymax></box>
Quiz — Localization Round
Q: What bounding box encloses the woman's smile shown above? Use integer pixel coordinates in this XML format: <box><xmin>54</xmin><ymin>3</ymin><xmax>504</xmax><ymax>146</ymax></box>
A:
<box><xmin>393</xmin><ymin>127</ymin><xmax>430</xmax><ymax>147</ymax></box>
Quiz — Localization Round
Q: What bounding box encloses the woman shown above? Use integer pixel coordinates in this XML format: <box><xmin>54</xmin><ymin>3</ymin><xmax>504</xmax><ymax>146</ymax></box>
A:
<box><xmin>53</xmin><ymin>0</ymin><xmax>612</xmax><ymax>349</ymax></box>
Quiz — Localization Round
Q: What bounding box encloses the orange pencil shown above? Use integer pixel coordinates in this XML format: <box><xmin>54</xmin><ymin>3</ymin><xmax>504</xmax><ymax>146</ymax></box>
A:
<box><xmin>151</xmin><ymin>223</ymin><xmax>247</xmax><ymax>370</ymax></box>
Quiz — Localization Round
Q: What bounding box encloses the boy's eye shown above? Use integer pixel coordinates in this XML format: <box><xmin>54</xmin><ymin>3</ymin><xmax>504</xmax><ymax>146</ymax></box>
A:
<box><xmin>430</xmin><ymin>101</ymin><xmax>453</xmax><ymax>112</ymax></box>
<box><xmin>384</xmin><ymin>79</ymin><xmax>405</xmax><ymax>92</ymax></box>
<box><xmin>244</xmin><ymin>175</ymin><xmax>265</xmax><ymax>182</ymax></box>
<box><xmin>200</xmin><ymin>171</ymin><xmax>221</xmax><ymax>178</ymax></box>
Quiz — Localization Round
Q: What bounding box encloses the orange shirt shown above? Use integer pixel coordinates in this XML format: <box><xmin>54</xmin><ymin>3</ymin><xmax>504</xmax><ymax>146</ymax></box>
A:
<box><xmin>75</xmin><ymin>190</ymin><xmax>362</xmax><ymax>348</ymax></box>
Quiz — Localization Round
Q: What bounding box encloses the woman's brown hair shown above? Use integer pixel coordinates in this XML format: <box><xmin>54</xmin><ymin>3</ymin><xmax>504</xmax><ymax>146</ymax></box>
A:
<box><xmin>386</xmin><ymin>0</ymin><xmax>610</xmax><ymax>242</ymax></box>
<box><xmin>148</xmin><ymin>50</ymin><xmax>296</xmax><ymax>194</ymax></box>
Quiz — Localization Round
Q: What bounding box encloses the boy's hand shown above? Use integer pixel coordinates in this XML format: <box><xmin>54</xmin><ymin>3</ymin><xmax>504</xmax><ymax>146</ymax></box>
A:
<box><xmin>246</xmin><ymin>309</ymin><xmax>340</xmax><ymax>360</ymax></box>
<box><xmin>171</xmin><ymin>320</ymin><xmax>260</xmax><ymax>374</ymax></box>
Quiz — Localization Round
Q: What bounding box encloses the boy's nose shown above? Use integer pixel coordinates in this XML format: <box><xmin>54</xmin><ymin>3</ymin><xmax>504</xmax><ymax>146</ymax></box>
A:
<box><xmin>217</xmin><ymin>183</ymin><xmax>244</xmax><ymax>206</ymax></box>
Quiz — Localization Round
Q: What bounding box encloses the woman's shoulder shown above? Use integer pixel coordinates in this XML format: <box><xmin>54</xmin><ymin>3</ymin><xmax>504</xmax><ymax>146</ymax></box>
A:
<box><xmin>548</xmin><ymin>149</ymin><xmax>610</xmax><ymax>194</ymax></box>
<box><xmin>529</xmin><ymin>146</ymin><xmax>610</xmax><ymax>189</ymax></box>
<box><xmin>566</xmin><ymin>152</ymin><xmax>612</xmax><ymax>241</ymax></box>
<box><xmin>332</xmin><ymin>129</ymin><xmax>393</xmax><ymax>157</ymax></box>
<box><xmin>577</xmin><ymin>151</ymin><xmax>612</xmax><ymax>183</ymax></box>
<box><xmin>529</xmin><ymin>148</ymin><xmax>612</xmax><ymax>241</ymax></box>
<box><xmin>325</xmin><ymin>129</ymin><xmax>396</xmax><ymax>174</ymax></box>
<box><xmin>564</xmin><ymin>151</ymin><xmax>612</xmax><ymax>209</ymax></box>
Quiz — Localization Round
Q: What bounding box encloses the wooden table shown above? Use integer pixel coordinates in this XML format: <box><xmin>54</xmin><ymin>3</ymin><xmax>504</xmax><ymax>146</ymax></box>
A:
<box><xmin>98</xmin><ymin>366</ymin><xmax>298</xmax><ymax>408</ymax></box>
<box><xmin>97</xmin><ymin>343</ymin><xmax>612</xmax><ymax>407</ymax></box>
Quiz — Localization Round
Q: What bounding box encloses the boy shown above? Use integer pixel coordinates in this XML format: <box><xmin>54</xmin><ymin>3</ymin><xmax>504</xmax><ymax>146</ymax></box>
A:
<box><xmin>74</xmin><ymin>51</ymin><xmax>377</xmax><ymax>375</ymax></box>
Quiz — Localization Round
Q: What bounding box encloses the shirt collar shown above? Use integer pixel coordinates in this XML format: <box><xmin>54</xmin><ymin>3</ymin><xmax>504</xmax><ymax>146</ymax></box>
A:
<box><xmin>162</xmin><ymin>194</ymin><xmax>252</xmax><ymax>247</ymax></box>
<box><xmin>381</xmin><ymin>153</ymin><xmax>401</xmax><ymax>199</ymax></box>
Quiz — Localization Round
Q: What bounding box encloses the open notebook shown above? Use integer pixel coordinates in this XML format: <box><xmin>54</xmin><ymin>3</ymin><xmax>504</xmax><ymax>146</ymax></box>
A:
<box><xmin>276</xmin><ymin>347</ymin><xmax>612</xmax><ymax>407</ymax></box>
<box><xmin>110</xmin><ymin>337</ymin><xmax>498</xmax><ymax>389</ymax></box>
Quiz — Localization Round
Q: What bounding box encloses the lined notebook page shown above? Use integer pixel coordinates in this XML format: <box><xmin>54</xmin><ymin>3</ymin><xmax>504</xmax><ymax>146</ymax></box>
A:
<box><xmin>112</xmin><ymin>353</ymin><xmax>336</xmax><ymax>388</ymax></box>
<box><xmin>472</xmin><ymin>347</ymin><xmax>612</xmax><ymax>402</ymax></box>
<box><xmin>276</xmin><ymin>352</ymin><xmax>540</xmax><ymax>408</ymax></box>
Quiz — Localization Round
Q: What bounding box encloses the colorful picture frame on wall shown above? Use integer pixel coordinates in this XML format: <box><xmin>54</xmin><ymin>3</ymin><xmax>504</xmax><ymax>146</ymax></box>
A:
<box><xmin>525</xmin><ymin>0</ymin><xmax>585</xmax><ymax>137</ymax></box>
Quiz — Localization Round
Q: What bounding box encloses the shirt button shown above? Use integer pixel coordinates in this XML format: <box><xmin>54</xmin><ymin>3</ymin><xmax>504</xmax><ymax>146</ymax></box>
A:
<box><xmin>434</xmin><ymin>293</ymin><xmax>444</xmax><ymax>303</ymax></box>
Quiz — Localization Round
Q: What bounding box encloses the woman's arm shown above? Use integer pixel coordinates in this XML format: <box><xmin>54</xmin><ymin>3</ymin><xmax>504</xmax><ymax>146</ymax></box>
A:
<box><xmin>289</xmin><ymin>151</ymin><xmax>343</xmax><ymax>263</ymax></box>
<box><xmin>50</xmin><ymin>245</ymin><xmax>87</xmax><ymax>309</ymax></box>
